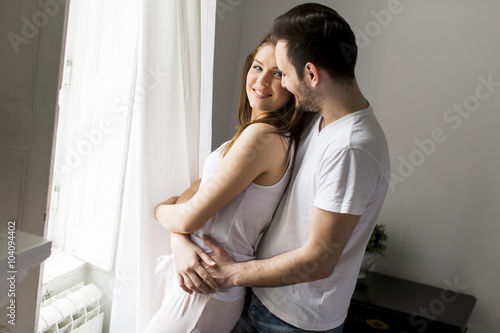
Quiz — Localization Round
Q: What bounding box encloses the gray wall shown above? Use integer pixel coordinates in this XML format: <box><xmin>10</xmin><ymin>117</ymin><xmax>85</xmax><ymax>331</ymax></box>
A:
<box><xmin>213</xmin><ymin>1</ymin><xmax>500</xmax><ymax>332</ymax></box>
<box><xmin>212</xmin><ymin>0</ymin><xmax>247</xmax><ymax>149</ymax></box>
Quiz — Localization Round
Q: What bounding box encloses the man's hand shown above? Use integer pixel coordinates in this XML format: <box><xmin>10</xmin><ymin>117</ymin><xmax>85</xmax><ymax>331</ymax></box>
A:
<box><xmin>201</xmin><ymin>234</ymin><xmax>238</xmax><ymax>290</ymax></box>
<box><xmin>171</xmin><ymin>233</ymin><xmax>220</xmax><ymax>294</ymax></box>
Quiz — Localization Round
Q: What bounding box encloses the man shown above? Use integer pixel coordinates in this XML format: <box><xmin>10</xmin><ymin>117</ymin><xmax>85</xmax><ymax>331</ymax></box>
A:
<box><xmin>173</xmin><ymin>3</ymin><xmax>390</xmax><ymax>332</ymax></box>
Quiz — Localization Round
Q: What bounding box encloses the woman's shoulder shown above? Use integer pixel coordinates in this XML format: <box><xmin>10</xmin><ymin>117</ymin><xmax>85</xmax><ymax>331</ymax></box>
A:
<box><xmin>239</xmin><ymin>122</ymin><xmax>287</xmax><ymax>147</ymax></box>
<box><xmin>243</xmin><ymin>122</ymin><xmax>277</xmax><ymax>134</ymax></box>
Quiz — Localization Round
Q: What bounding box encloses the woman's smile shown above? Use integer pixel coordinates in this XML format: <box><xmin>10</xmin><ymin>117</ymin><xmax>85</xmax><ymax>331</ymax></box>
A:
<box><xmin>252</xmin><ymin>87</ymin><xmax>272</xmax><ymax>98</ymax></box>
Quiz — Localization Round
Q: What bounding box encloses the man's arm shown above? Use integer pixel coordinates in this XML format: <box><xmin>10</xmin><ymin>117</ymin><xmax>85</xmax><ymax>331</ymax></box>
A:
<box><xmin>202</xmin><ymin>207</ymin><xmax>360</xmax><ymax>289</ymax></box>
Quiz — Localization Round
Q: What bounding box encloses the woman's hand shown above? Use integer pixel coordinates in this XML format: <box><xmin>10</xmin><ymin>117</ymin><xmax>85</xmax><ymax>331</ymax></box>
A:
<box><xmin>170</xmin><ymin>233</ymin><xmax>220</xmax><ymax>294</ymax></box>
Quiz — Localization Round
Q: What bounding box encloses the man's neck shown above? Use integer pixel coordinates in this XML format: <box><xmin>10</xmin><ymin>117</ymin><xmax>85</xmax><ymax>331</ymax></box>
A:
<box><xmin>318</xmin><ymin>80</ymin><xmax>368</xmax><ymax>130</ymax></box>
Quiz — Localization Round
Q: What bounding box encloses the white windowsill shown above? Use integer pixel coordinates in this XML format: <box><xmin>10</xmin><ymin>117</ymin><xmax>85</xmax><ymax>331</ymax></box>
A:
<box><xmin>42</xmin><ymin>249</ymin><xmax>87</xmax><ymax>286</ymax></box>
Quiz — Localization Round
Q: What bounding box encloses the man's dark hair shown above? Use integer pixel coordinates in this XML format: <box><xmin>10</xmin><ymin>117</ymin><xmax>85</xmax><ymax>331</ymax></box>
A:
<box><xmin>272</xmin><ymin>3</ymin><xmax>357</xmax><ymax>85</ymax></box>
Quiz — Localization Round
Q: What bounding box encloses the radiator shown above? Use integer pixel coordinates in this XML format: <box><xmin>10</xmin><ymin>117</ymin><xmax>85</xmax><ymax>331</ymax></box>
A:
<box><xmin>38</xmin><ymin>283</ymin><xmax>104</xmax><ymax>333</ymax></box>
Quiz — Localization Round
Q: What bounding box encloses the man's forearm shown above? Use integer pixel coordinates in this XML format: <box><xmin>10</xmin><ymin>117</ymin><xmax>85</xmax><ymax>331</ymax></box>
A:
<box><xmin>205</xmin><ymin>202</ymin><xmax>358</xmax><ymax>291</ymax></box>
<box><xmin>229</xmin><ymin>245</ymin><xmax>332</xmax><ymax>288</ymax></box>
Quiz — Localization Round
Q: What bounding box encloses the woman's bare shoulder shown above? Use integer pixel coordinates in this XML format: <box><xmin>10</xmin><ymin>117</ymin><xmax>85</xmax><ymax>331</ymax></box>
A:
<box><xmin>236</xmin><ymin>123</ymin><xmax>288</xmax><ymax>158</ymax></box>
<box><xmin>241</xmin><ymin>122</ymin><xmax>285</xmax><ymax>139</ymax></box>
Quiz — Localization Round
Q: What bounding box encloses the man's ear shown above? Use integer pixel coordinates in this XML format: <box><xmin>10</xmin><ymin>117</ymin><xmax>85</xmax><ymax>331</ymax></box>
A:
<box><xmin>304</xmin><ymin>62</ymin><xmax>320</xmax><ymax>87</ymax></box>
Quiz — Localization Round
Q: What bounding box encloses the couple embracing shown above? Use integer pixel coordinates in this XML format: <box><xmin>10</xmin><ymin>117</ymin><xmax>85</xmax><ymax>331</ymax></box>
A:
<box><xmin>145</xmin><ymin>3</ymin><xmax>390</xmax><ymax>333</ymax></box>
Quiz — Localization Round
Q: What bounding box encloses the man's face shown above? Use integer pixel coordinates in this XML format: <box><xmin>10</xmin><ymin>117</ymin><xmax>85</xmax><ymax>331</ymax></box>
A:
<box><xmin>275</xmin><ymin>40</ymin><xmax>322</xmax><ymax>113</ymax></box>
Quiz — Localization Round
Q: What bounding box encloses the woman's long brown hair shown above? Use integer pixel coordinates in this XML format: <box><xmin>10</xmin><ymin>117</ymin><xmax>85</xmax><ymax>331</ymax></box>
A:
<box><xmin>221</xmin><ymin>33</ymin><xmax>314</xmax><ymax>172</ymax></box>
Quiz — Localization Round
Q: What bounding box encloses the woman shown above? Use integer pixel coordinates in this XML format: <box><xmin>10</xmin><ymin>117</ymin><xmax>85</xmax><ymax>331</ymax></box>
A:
<box><xmin>143</xmin><ymin>34</ymin><xmax>311</xmax><ymax>333</ymax></box>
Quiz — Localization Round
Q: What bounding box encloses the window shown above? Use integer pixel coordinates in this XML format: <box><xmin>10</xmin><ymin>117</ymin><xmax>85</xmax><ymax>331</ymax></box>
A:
<box><xmin>47</xmin><ymin>0</ymin><xmax>139</xmax><ymax>271</ymax></box>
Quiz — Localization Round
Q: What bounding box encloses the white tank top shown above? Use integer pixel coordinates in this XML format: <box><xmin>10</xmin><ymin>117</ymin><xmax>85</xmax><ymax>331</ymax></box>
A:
<box><xmin>190</xmin><ymin>139</ymin><xmax>293</xmax><ymax>302</ymax></box>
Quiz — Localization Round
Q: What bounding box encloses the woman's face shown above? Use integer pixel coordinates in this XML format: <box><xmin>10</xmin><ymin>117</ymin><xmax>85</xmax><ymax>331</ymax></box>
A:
<box><xmin>246</xmin><ymin>45</ymin><xmax>292</xmax><ymax>116</ymax></box>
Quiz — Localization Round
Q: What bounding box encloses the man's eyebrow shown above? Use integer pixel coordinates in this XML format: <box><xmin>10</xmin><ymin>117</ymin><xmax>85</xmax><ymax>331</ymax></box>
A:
<box><xmin>254</xmin><ymin>59</ymin><xmax>280</xmax><ymax>70</ymax></box>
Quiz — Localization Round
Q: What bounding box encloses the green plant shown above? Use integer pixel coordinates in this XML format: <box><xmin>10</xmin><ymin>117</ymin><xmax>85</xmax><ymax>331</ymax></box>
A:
<box><xmin>366</xmin><ymin>224</ymin><xmax>388</xmax><ymax>257</ymax></box>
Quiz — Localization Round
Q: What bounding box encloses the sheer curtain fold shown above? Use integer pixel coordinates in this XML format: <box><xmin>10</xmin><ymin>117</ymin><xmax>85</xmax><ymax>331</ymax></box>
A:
<box><xmin>108</xmin><ymin>1</ymin><xmax>216</xmax><ymax>332</ymax></box>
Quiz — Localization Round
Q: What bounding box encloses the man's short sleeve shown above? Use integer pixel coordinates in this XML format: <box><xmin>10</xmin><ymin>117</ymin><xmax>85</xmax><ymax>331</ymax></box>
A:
<box><xmin>314</xmin><ymin>147</ymin><xmax>379</xmax><ymax>215</ymax></box>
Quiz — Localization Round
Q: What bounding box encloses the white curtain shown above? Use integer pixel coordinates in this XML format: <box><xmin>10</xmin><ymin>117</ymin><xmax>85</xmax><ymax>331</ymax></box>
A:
<box><xmin>108</xmin><ymin>1</ymin><xmax>216</xmax><ymax>332</ymax></box>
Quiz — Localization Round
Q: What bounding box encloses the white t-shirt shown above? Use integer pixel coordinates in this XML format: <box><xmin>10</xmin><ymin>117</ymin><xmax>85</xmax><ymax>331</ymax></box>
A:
<box><xmin>253</xmin><ymin>105</ymin><xmax>390</xmax><ymax>330</ymax></box>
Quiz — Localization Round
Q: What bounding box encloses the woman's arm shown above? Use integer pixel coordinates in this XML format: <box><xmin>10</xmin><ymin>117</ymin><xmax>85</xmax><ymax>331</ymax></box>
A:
<box><xmin>165</xmin><ymin>178</ymin><xmax>220</xmax><ymax>294</ymax></box>
<box><xmin>176</xmin><ymin>178</ymin><xmax>201</xmax><ymax>204</ymax></box>
<box><xmin>153</xmin><ymin>179</ymin><xmax>200</xmax><ymax>218</ymax></box>
<box><xmin>160</xmin><ymin>123</ymin><xmax>286</xmax><ymax>293</ymax></box>
<box><xmin>155</xmin><ymin>123</ymin><xmax>287</xmax><ymax>234</ymax></box>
